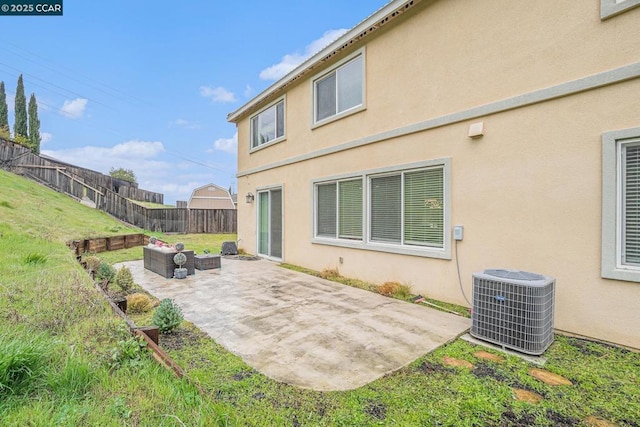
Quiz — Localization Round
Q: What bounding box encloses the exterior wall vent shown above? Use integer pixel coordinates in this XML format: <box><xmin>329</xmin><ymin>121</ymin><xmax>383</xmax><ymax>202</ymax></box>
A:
<box><xmin>471</xmin><ymin>269</ymin><xmax>555</xmax><ymax>355</ymax></box>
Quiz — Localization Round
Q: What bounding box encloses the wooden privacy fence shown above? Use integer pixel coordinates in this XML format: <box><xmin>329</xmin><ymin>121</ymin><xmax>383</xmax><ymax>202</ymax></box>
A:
<box><xmin>0</xmin><ymin>138</ymin><xmax>163</xmax><ymax>204</ymax></box>
<box><xmin>101</xmin><ymin>189</ymin><xmax>237</xmax><ymax>233</ymax></box>
<box><xmin>1</xmin><ymin>138</ymin><xmax>236</xmax><ymax>234</ymax></box>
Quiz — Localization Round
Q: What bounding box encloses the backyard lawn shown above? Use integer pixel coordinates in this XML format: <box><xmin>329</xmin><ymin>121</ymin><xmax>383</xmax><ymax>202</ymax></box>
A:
<box><xmin>1</xmin><ymin>169</ymin><xmax>639</xmax><ymax>426</ymax></box>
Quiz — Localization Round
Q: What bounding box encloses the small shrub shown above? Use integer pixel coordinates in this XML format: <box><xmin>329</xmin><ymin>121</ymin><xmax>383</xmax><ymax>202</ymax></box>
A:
<box><xmin>378</xmin><ymin>282</ymin><xmax>401</xmax><ymax>297</ymax></box>
<box><xmin>96</xmin><ymin>263</ymin><xmax>116</xmax><ymax>284</ymax></box>
<box><xmin>126</xmin><ymin>293</ymin><xmax>153</xmax><ymax>314</ymax></box>
<box><xmin>22</xmin><ymin>253</ymin><xmax>47</xmax><ymax>266</ymax></box>
<box><xmin>152</xmin><ymin>299</ymin><xmax>184</xmax><ymax>333</ymax></box>
<box><xmin>114</xmin><ymin>266</ymin><xmax>135</xmax><ymax>293</ymax></box>
<box><xmin>393</xmin><ymin>284</ymin><xmax>413</xmax><ymax>300</ymax></box>
<box><xmin>175</xmin><ymin>242</ymin><xmax>185</xmax><ymax>252</ymax></box>
<box><xmin>84</xmin><ymin>256</ymin><xmax>101</xmax><ymax>273</ymax></box>
<box><xmin>320</xmin><ymin>268</ymin><xmax>340</xmax><ymax>280</ymax></box>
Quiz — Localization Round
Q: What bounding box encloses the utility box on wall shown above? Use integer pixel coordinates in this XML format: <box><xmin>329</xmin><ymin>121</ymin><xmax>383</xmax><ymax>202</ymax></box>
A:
<box><xmin>471</xmin><ymin>269</ymin><xmax>555</xmax><ymax>355</ymax></box>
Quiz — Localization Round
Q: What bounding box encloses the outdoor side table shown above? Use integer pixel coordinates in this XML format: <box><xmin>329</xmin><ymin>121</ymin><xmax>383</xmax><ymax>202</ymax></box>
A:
<box><xmin>194</xmin><ymin>254</ymin><xmax>221</xmax><ymax>270</ymax></box>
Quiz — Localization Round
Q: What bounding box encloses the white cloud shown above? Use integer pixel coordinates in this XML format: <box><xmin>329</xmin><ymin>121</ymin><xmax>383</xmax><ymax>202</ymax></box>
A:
<box><xmin>60</xmin><ymin>98</ymin><xmax>88</xmax><ymax>119</ymax></box>
<box><xmin>200</xmin><ymin>86</ymin><xmax>236</xmax><ymax>103</ymax></box>
<box><xmin>210</xmin><ymin>132</ymin><xmax>237</xmax><ymax>155</ymax></box>
<box><xmin>244</xmin><ymin>84</ymin><xmax>253</xmax><ymax>98</ymax></box>
<box><xmin>40</xmin><ymin>140</ymin><xmax>236</xmax><ymax>205</ymax></box>
<box><xmin>170</xmin><ymin>118</ymin><xmax>202</xmax><ymax>130</ymax></box>
<box><xmin>259</xmin><ymin>29</ymin><xmax>348</xmax><ymax>81</ymax></box>
<box><xmin>40</xmin><ymin>132</ymin><xmax>52</xmax><ymax>144</ymax></box>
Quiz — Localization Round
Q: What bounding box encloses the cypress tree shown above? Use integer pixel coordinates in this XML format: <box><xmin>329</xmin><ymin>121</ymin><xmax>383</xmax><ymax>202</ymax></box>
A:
<box><xmin>0</xmin><ymin>81</ymin><xmax>9</xmax><ymax>139</ymax></box>
<box><xmin>28</xmin><ymin>93</ymin><xmax>40</xmax><ymax>154</ymax></box>
<box><xmin>0</xmin><ymin>81</ymin><xmax>8</xmax><ymax>127</ymax></box>
<box><xmin>14</xmin><ymin>74</ymin><xmax>27</xmax><ymax>138</ymax></box>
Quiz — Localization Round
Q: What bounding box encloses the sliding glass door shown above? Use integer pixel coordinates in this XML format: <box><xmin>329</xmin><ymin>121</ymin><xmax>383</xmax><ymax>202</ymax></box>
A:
<box><xmin>257</xmin><ymin>188</ymin><xmax>282</xmax><ymax>259</ymax></box>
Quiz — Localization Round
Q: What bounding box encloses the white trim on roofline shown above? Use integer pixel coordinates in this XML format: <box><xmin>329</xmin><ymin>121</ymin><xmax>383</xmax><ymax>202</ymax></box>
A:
<box><xmin>227</xmin><ymin>0</ymin><xmax>419</xmax><ymax>123</ymax></box>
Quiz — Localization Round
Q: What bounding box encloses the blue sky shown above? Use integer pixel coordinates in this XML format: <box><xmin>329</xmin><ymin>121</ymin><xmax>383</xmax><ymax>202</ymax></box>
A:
<box><xmin>0</xmin><ymin>1</ymin><xmax>390</xmax><ymax>204</ymax></box>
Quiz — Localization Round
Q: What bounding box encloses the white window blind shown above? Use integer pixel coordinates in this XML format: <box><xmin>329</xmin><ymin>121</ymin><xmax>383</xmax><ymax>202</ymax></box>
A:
<box><xmin>370</xmin><ymin>174</ymin><xmax>401</xmax><ymax>243</ymax></box>
<box><xmin>339</xmin><ymin>179</ymin><xmax>363</xmax><ymax>240</ymax></box>
<box><xmin>317</xmin><ymin>183</ymin><xmax>337</xmax><ymax>238</ymax></box>
<box><xmin>623</xmin><ymin>143</ymin><xmax>640</xmax><ymax>266</ymax></box>
<box><xmin>404</xmin><ymin>168</ymin><xmax>444</xmax><ymax>247</ymax></box>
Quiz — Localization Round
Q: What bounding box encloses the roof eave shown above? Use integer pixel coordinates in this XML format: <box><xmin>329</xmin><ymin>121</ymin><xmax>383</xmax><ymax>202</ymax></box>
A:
<box><xmin>227</xmin><ymin>0</ymin><xmax>419</xmax><ymax>123</ymax></box>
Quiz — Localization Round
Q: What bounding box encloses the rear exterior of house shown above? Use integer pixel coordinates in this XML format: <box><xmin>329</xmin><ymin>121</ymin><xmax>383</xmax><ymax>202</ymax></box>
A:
<box><xmin>228</xmin><ymin>0</ymin><xmax>640</xmax><ymax>349</ymax></box>
<box><xmin>188</xmin><ymin>184</ymin><xmax>236</xmax><ymax>210</ymax></box>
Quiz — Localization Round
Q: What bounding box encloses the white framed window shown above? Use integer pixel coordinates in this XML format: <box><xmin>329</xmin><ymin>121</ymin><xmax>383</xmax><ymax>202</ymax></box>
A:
<box><xmin>316</xmin><ymin>178</ymin><xmax>363</xmax><ymax>240</ymax></box>
<box><xmin>369</xmin><ymin>167</ymin><xmax>445</xmax><ymax>248</ymax></box>
<box><xmin>250</xmin><ymin>98</ymin><xmax>285</xmax><ymax>150</ymax></box>
<box><xmin>601</xmin><ymin>0</ymin><xmax>640</xmax><ymax>19</ymax></box>
<box><xmin>312</xmin><ymin>49</ymin><xmax>365</xmax><ymax>127</ymax></box>
<box><xmin>313</xmin><ymin>159</ymin><xmax>451</xmax><ymax>259</ymax></box>
<box><xmin>602</xmin><ymin>126</ymin><xmax>640</xmax><ymax>281</ymax></box>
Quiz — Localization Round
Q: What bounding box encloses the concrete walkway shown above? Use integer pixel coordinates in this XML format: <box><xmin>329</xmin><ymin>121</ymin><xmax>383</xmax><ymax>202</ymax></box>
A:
<box><xmin>119</xmin><ymin>258</ymin><xmax>470</xmax><ymax>391</ymax></box>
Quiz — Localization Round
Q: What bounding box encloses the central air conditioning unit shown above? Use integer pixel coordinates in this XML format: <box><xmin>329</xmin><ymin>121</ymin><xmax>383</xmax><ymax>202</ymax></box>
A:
<box><xmin>471</xmin><ymin>269</ymin><xmax>555</xmax><ymax>355</ymax></box>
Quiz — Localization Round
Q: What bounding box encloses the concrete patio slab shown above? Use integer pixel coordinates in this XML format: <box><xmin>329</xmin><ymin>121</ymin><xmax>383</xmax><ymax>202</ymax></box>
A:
<box><xmin>118</xmin><ymin>258</ymin><xmax>470</xmax><ymax>391</ymax></box>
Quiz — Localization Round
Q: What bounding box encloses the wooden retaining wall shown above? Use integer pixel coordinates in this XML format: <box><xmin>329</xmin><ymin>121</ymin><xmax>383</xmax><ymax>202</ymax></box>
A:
<box><xmin>69</xmin><ymin>233</ymin><xmax>149</xmax><ymax>256</ymax></box>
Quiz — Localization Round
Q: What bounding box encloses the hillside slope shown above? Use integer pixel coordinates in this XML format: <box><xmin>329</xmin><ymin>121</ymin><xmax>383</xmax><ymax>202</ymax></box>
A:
<box><xmin>0</xmin><ymin>170</ymin><xmax>225</xmax><ymax>425</ymax></box>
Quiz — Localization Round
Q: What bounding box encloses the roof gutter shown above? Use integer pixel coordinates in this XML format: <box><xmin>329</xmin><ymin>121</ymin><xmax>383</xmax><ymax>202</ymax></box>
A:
<box><xmin>227</xmin><ymin>0</ymin><xmax>420</xmax><ymax>123</ymax></box>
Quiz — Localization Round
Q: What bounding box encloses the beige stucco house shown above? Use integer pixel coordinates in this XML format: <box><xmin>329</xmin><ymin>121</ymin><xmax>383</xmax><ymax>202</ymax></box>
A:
<box><xmin>188</xmin><ymin>184</ymin><xmax>236</xmax><ymax>210</ymax></box>
<box><xmin>228</xmin><ymin>0</ymin><xmax>640</xmax><ymax>349</ymax></box>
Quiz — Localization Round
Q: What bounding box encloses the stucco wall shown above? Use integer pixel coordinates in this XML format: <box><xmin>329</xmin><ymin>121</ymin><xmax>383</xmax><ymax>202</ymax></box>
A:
<box><xmin>234</xmin><ymin>0</ymin><xmax>640</xmax><ymax>348</ymax></box>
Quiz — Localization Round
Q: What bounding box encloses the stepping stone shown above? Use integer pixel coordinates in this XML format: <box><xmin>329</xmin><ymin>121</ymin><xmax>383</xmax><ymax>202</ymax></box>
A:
<box><xmin>474</xmin><ymin>351</ymin><xmax>504</xmax><ymax>363</ymax></box>
<box><xmin>528</xmin><ymin>368</ymin><xmax>573</xmax><ymax>386</ymax></box>
<box><xmin>583</xmin><ymin>416</ymin><xmax>617</xmax><ymax>427</ymax></box>
<box><xmin>442</xmin><ymin>356</ymin><xmax>474</xmax><ymax>369</ymax></box>
<box><xmin>511</xmin><ymin>388</ymin><xmax>543</xmax><ymax>404</ymax></box>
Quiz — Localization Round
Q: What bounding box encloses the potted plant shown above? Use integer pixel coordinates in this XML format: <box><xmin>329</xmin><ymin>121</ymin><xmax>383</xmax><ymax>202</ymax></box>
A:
<box><xmin>173</xmin><ymin>252</ymin><xmax>188</xmax><ymax>279</ymax></box>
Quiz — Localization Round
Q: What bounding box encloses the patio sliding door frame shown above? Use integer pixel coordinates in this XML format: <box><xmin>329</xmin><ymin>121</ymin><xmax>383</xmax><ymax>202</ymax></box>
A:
<box><xmin>255</xmin><ymin>184</ymin><xmax>284</xmax><ymax>261</ymax></box>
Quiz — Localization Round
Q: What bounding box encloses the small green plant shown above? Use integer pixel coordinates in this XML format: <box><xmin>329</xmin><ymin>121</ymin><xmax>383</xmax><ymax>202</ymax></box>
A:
<box><xmin>22</xmin><ymin>252</ymin><xmax>47</xmax><ymax>266</ymax></box>
<box><xmin>108</xmin><ymin>334</ymin><xmax>148</xmax><ymax>370</ymax></box>
<box><xmin>393</xmin><ymin>283</ymin><xmax>413</xmax><ymax>300</ymax></box>
<box><xmin>47</xmin><ymin>356</ymin><xmax>95</xmax><ymax>399</ymax></box>
<box><xmin>203</xmin><ymin>248</ymin><xmax>210</xmax><ymax>254</ymax></box>
<box><xmin>114</xmin><ymin>266</ymin><xmax>135</xmax><ymax>293</ymax></box>
<box><xmin>0</xmin><ymin>200</ymin><xmax>14</xmax><ymax>209</ymax></box>
<box><xmin>83</xmin><ymin>255</ymin><xmax>101</xmax><ymax>273</ymax></box>
<box><xmin>96</xmin><ymin>262</ymin><xmax>116</xmax><ymax>284</ymax></box>
<box><xmin>109</xmin><ymin>395</ymin><xmax>132</xmax><ymax>419</ymax></box>
<box><xmin>175</xmin><ymin>242</ymin><xmax>185</xmax><ymax>252</ymax></box>
<box><xmin>0</xmin><ymin>328</ymin><xmax>51</xmax><ymax>396</ymax></box>
<box><xmin>152</xmin><ymin>299</ymin><xmax>184</xmax><ymax>333</ymax></box>
<box><xmin>126</xmin><ymin>293</ymin><xmax>153</xmax><ymax>314</ymax></box>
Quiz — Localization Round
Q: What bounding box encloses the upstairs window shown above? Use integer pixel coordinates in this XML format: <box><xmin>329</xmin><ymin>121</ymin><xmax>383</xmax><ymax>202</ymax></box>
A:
<box><xmin>313</xmin><ymin>51</ymin><xmax>364</xmax><ymax>125</ymax></box>
<box><xmin>250</xmin><ymin>98</ymin><xmax>285</xmax><ymax>150</ymax></box>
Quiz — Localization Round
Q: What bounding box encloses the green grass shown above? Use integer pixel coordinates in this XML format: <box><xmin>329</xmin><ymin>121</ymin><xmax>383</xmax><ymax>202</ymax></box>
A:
<box><xmin>1</xmin><ymin>168</ymin><xmax>639</xmax><ymax>426</ymax></box>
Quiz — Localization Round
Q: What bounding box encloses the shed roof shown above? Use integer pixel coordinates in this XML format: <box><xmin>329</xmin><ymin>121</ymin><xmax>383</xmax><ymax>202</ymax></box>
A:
<box><xmin>188</xmin><ymin>183</ymin><xmax>236</xmax><ymax>210</ymax></box>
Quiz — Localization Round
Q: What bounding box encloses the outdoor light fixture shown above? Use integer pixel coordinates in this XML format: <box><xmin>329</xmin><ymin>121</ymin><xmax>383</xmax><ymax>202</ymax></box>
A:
<box><xmin>245</xmin><ymin>192</ymin><xmax>255</xmax><ymax>203</ymax></box>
